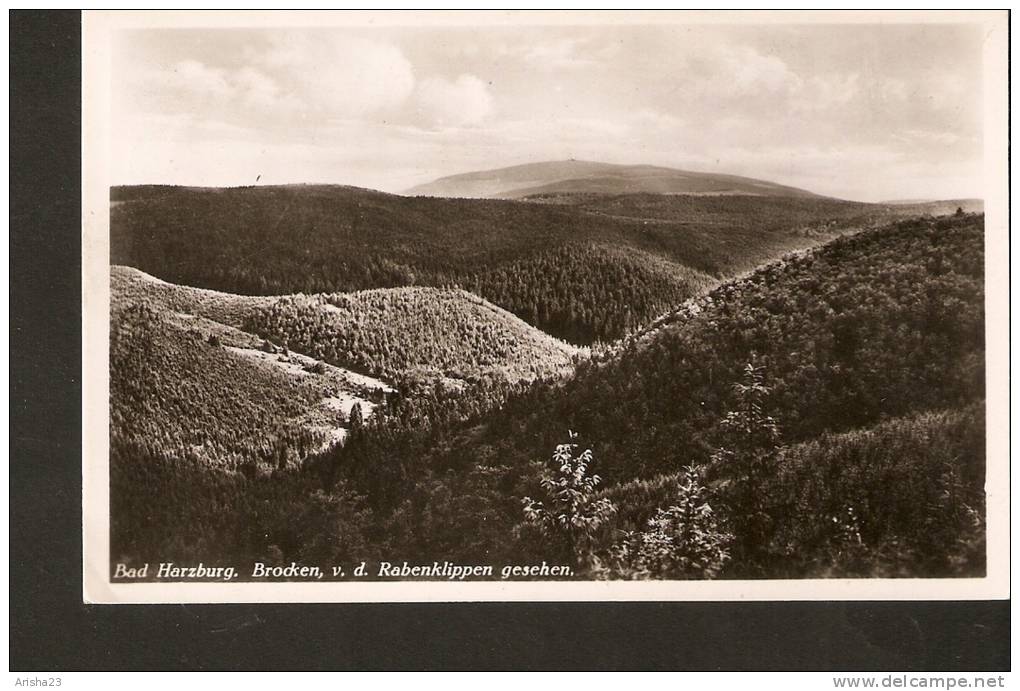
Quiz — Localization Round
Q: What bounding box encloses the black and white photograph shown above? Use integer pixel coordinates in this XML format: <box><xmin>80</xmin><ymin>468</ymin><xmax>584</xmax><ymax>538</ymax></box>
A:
<box><xmin>80</xmin><ymin>10</ymin><xmax>1009</xmax><ymax>603</ymax></box>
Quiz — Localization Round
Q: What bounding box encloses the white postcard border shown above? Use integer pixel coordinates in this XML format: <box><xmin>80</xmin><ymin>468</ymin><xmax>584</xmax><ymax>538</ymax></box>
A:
<box><xmin>82</xmin><ymin>9</ymin><xmax>1011</xmax><ymax>604</ymax></box>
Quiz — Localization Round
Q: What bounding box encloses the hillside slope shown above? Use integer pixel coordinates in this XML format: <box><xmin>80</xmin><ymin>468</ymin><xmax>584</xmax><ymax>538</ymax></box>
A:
<box><xmin>110</xmin><ymin>185</ymin><xmax>959</xmax><ymax>343</ymax></box>
<box><xmin>329</xmin><ymin>213</ymin><xmax>986</xmax><ymax>575</ymax></box>
<box><xmin>111</xmin><ymin>266</ymin><xmax>582</xmax><ymax>565</ymax></box>
<box><xmin>113</xmin><ymin>264</ymin><xmax>580</xmax><ymax>438</ymax></box>
<box><xmin>111</xmin><ymin>275</ymin><xmax>392</xmax><ymax>471</ymax></box>
<box><xmin>109</xmin><ymin>296</ymin><xmax>385</xmax><ymax>566</ymax></box>
<box><xmin>594</xmin><ymin>403</ymin><xmax>984</xmax><ymax>578</ymax></box>
<box><xmin>406</xmin><ymin>160</ymin><xmax>824</xmax><ymax>199</ymax></box>
<box><xmin>110</xmin><ymin>214</ymin><xmax>986</xmax><ymax>576</ymax></box>
<box><xmin>113</xmin><ymin>265</ymin><xmax>578</xmax><ymax>387</ymax></box>
<box><xmin>249</xmin><ymin>288</ymin><xmax>578</xmax><ymax>384</ymax></box>
<box><xmin>444</xmin><ymin>213</ymin><xmax>985</xmax><ymax>477</ymax></box>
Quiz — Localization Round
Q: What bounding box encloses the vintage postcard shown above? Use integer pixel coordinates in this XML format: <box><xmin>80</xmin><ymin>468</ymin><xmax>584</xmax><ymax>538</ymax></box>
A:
<box><xmin>82</xmin><ymin>10</ymin><xmax>1009</xmax><ymax>603</ymax></box>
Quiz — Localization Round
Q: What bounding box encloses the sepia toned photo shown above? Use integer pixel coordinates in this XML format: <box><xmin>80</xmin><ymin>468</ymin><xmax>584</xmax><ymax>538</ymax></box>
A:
<box><xmin>81</xmin><ymin>10</ymin><xmax>1010</xmax><ymax>603</ymax></box>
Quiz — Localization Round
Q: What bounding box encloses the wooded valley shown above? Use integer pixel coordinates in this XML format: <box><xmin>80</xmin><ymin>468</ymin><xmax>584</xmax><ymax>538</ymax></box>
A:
<box><xmin>109</xmin><ymin>195</ymin><xmax>986</xmax><ymax>580</ymax></box>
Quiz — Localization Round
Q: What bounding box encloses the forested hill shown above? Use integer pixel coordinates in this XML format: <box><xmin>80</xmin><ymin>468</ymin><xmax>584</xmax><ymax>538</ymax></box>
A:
<box><xmin>405</xmin><ymin>160</ymin><xmax>823</xmax><ymax>199</ymax></box>
<box><xmin>113</xmin><ymin>264</ymin><xmax>583</xmax><ymax>440</ymax></box>
<box><xmin>110</xmin><ymin>266</ymin><xmax>579</xmax><ymax>563</ymax></box>
<box><xmin>421</xmin><ymin>212</ymin><xmax>985</xmax><ymax>478</ymax></box>
<box><xmin>518</xmin><ymin>191</ymin><xmax>983</xmax><ymax>223</ymax></box>
<box><xmin>110</xmin><ymin>184</ymin><xmax>976</xmax><ymax>343</ymax></box>
<box><xmin>113</xmin><ymin>265</ymin><xmax>578</xmax><ymax>387</ymax></box>
<box><xmin>111</xmin><ymin>213</ymin><xmax>986</xmax><ymax>577</ymax></box>
<box><xmin>328</xmin><ymin>213</ymin><xmax>985</xmax><ymax>576</ymax></box>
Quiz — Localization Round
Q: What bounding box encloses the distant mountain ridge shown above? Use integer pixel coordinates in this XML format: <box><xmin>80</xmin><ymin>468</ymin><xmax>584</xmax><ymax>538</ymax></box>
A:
<box><xmin>405</xmin><ymin>159</ymin><xmax>825</xmax><ymax>200</ymax></box>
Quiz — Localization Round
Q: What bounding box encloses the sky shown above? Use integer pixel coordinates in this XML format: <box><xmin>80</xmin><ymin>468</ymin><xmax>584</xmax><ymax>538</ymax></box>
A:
<box><xmin>110</xmin><ymin>20</ymin><xmax>985</xmax><ymax>201</ymax></box>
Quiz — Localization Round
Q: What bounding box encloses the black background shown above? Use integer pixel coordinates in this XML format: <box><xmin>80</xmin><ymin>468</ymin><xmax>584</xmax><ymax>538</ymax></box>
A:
<box><xmin>9</xmin><ymin>10</ymin><xmax>1009</xmax><ymax>671</ymax></box>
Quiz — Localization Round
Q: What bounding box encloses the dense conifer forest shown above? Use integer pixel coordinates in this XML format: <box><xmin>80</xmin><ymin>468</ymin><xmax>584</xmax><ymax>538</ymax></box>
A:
<box><xmin>110</xmin><ymin>185</ymin><xmax>980</xmax><ymax>343</ymax></box>
<box><xmin>110</xmin><ymin>208</ymin><xmax>986</xmax><ymax>579</ymax></box>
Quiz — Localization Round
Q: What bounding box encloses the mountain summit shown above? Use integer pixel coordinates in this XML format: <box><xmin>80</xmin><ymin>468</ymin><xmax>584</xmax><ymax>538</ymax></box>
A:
<box><xmin>404</xmin><ymin>159</ymin><xmax>825</xmax><ymax>199</ymax></box>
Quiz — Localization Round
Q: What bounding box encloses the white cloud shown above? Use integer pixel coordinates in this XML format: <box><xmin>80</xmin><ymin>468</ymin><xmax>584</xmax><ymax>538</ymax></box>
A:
<box><xmin>480</xmin><ymin>37</ymin><xmax>599</xmax><ymax>71</ymax></box>
<box><xmin>232</xmin><ymin>67</ymin><xmax>294</xmax><ymax>111</ymax></box>
<box><xmin>260</xmin><ymin>33</ymin><xmax>415</xmax><ymax>118</ymax></box>
<box><xmin>879</xmin><ymin>77</ymin><xmax>909</xmax><ymax>102</ymax></box>
<box><xmin>132</xmin><ymin>60</ymin><xmax>301</xmax><ymax>118</ymax></box>
<box><xmin>793</xmin><ymin>73</ymin><xmax>861</xmax><ymax>112</ymax></box>
<box><xmin>165</xmin><ymin>59</ymin><xmax>232</xmax><ymax>97</ymax></box>
<box><xmin>415</xmin><ymin>74</ymin><xmax>493</xmax><ymax>128</ymax></box>
<box><xmin>129</xmin><ymin>34</ymin><xmax>418</xmax><ymax>122</ymax></box>
<box><xmin>896</xmin><ymin>128</ymin><xmax>964</xmax><ymax>146</ymax></box>
<box><xmin>923</xmin><ymin>73</ymin><xmax>970</xmax><ymax>111</ymax></box>
<box><xmin>522</xmin><ymin>38</ymin><xmax>595</xmax><ymax>70</ymax></box>
<box><xmin>137</xmin><ymin>59</ymin><xmax>234</xmax><ymax>106</ymax></box>
<box><xmin>712</xmin><ymin>45</ymin><xmax>803</xmax><ymax>98</ymax></box>
<box><xmin>110</xmin><ymin>25</ymin><xmax>985</xmax><ymax>201</ymax></box>
<box><xmin>630</xmin><ymin>109</ymin><xmax>686</xmax><ymax>132</ymax></box>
